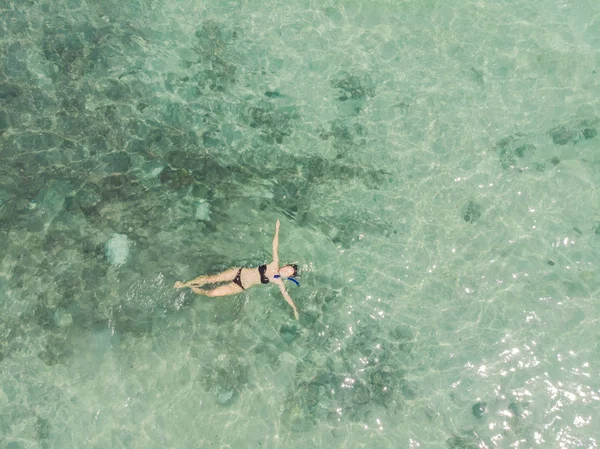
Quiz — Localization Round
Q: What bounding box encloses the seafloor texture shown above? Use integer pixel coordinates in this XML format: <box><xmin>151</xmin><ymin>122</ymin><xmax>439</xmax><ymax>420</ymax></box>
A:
<box><xmin>1</xmin><ymin>0</ymin><xmax>600</xmax><ymax>448</ymax></box>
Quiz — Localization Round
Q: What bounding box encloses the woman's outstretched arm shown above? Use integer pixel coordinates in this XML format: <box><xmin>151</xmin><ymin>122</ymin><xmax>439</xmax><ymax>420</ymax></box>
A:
<box><xmin>272</xmin><ymin>219</ymin><xmax>280</xmax><ymax>266</ymax></box>
<box><xmin>277</xmin><ymin>281</ymin><xmax>299</xmax><ymax>320</ymax></box>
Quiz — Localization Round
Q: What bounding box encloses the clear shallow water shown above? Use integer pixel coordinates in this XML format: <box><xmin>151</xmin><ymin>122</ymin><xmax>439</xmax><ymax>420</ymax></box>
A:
<box><xmin>1</xmin><ymin>0</ymin><xmax>600</xmax><ymax>447</ymax></box>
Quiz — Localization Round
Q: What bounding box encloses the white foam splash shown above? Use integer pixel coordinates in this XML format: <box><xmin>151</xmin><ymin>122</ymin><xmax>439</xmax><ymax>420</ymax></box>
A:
<box><xmin>105</xmin><ymin>233</ymin><xmax>130</xmax><ymax>266</ymax></box>
<box><xmin>195</xmin><ymin>200</ymin><xmax>211</xmax><ymax>221</ymax></box>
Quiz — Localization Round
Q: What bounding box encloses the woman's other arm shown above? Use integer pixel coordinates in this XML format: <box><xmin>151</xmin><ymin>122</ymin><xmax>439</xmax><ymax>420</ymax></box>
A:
<box><xmin>278</xmin><ymin>282</ymin><xmax>299</xmax><ymax>320</ymax></box>
<box><xmin>272</xmin><ymin>219</ymin><xmax>280</xmax><ymax>266</ymax></box>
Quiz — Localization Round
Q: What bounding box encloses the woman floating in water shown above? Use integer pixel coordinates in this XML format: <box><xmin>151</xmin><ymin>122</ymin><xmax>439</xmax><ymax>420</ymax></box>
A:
<box><xmin>174</xmin><ymin>220</ymin><xmax>300</xmax><ymax>319</ymax></box>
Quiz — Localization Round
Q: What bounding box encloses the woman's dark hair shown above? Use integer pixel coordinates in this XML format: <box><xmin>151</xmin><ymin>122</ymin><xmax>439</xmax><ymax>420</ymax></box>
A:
<box><xmin>289</xmin><ymin>264</ymin><xmax>299</xmax><ymax>277</ymax></box>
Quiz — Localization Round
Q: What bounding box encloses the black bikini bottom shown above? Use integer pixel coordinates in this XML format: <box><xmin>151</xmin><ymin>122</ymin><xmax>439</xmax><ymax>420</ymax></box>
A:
<box><xmin>232</xmin><ymin>268</ymin><xmax>244</xmax><ymax>290</ymax></box>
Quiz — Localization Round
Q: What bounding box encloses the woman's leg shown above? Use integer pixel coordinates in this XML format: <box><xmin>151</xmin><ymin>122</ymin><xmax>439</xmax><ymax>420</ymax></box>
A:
<box><xmin>191</xmin><ymin>283</ymin><xmax>244</xmax><ymax>297</ymax></box>
<box><xmin>175</xmin><ymin>267</ymin><xmax>240</xmax><ymax>289</ymax></box>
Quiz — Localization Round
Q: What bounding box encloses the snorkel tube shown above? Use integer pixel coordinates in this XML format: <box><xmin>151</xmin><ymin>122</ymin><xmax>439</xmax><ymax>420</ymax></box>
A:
<box><xmin>274</xmin><ymin>275</ymin><xmax>300</xmax><ymax>286</ymax></box>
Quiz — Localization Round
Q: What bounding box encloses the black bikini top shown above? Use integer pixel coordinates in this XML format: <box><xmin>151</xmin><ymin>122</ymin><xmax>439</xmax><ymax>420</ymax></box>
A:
<box><xmin>258</xmin><ymin>264</ymin><xmax>270</xmax><ymax>284</ymax></box>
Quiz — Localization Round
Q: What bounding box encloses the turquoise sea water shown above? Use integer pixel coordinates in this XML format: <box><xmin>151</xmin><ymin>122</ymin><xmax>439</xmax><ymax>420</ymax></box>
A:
<box><xmin>1</xmin><ymin>0</ymin><xmax>600</xmax><ymax>447</ymax></box>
